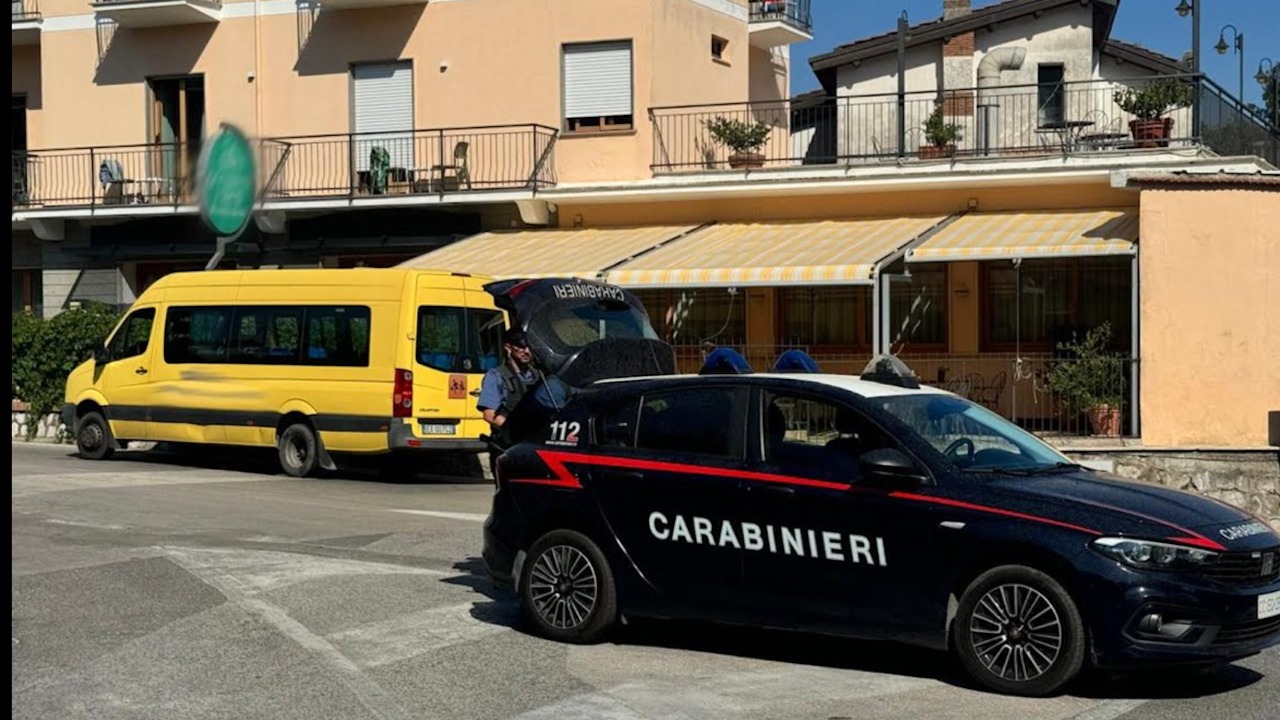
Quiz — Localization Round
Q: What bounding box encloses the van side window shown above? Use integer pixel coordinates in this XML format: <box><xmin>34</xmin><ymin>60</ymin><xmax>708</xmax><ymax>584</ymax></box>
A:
<box><xmin>164</xmin><ymin>307</ymin><xmax>231</xmax><ymax>364</ymax></box>
<box><xmin>470</xmin><ymin>309</ymin><xmax>505</xmax><ymax>372</ymax></box>
<box><xmin>635</xmin><ymin>388</ymin><xmax>736</xmax><ymax>457</ymax></box>
<box><xmin>304</xmin><ymin>306</ymin><xmax>371</xmax><ymax>367</ymax></box>
<box><xmin>231</xmin><ymin>307</ymin><xmax>304</xmax><ymax>364</ymax></box>
<box><xmin>106</xmin><ymin>308</ymin><xmax>156</xmax><ymax>361</ymax></box>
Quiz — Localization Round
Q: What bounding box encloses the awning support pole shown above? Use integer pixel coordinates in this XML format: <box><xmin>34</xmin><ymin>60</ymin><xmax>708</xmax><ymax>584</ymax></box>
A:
<box><xmin>1130</xmin><ymin>250</ymin><xmax>1141</xmax><ymax>437</ymax></box>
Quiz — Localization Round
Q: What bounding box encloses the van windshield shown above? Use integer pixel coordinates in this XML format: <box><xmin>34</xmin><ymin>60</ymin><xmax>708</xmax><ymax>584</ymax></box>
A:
<box><xmin>416</xmin><ymin>306</ymin><xmax>504</xmax><ymax>374</ymax></box>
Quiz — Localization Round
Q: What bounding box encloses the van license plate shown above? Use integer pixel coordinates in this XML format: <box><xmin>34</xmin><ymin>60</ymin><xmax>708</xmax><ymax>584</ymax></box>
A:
<box><xmin>421</xmin><ymin>424</ymin><xmax>457</xmax><ymax>436</ymax></box>
<box><xmin>1260</xmin><ymin>590</ymin><xmax>1280</xmax><ymax>620</ymax></box>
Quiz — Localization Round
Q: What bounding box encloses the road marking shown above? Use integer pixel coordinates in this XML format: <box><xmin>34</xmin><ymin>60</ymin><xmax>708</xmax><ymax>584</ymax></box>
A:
<box><xmin>158</xmin><ymin>547</ymin><xmax>448</xmax><ymax>594</ymax></box>
<box><xmin>389</xmin><ymin>509</ymin><xmax>489</xmax><ymax>523</ymax></box>
<box><xmin>1067</xmin><ymin>699</ymin><xmax>1150</xmax><ymax>720</ymax></box>
<box><xmin>328</xmin><ymin>601</ymin><xmax>515</xmax><ymax>668</ymax></box>
<box><xmin>163</xmin><ymin>546</ymin><xmax>423</xmax><ymax>720</ymax></box>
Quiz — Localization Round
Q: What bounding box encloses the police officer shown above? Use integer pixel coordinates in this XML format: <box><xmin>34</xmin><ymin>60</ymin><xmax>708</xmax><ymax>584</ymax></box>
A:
<box><xmin>477</xmin><ymin>328</ymin><xmax>537</xmax><ymax>446</ymax></box>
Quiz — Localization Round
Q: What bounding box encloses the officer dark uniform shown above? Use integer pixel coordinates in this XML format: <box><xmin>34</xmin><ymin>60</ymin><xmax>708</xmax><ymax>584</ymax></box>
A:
<box><xmin>477</xmin><ymin>329</ymin><xmax>538</xmax><ymax>450</ymax></box>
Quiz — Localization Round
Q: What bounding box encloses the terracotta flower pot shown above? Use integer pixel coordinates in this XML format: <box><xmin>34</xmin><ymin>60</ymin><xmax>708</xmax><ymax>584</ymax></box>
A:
<box><xmin>727</xmin><ymin>152</ymin><xmax>766</xmax><ymax>170</ymax></box>
<box><xmin>1128</xmin><ymin>117</ymin><xmax>1174</xmax><ymax>149</ymax></box>
<box><xmin>919</xmin><ymin>144</ymin><xmax>957</xmax><ymax>160</ymax></box>
<box><xmin>1087</xmin><ymin>404</ymin><xmax>1124</xmax><ymax>437</ymax></box>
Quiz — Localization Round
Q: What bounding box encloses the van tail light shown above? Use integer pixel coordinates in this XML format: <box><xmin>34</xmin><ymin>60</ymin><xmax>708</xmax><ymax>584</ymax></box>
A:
<box><xmin>393</xmin><ymin>368</ymin><xmax>413</xmax><ymax>418</ymax></box>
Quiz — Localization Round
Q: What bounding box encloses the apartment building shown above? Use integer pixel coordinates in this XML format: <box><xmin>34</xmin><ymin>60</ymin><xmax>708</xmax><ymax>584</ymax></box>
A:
<box><xmin>11</xmin><ymin>0</ymin><xmax>1280</xmax><ymax>450</ymax></box>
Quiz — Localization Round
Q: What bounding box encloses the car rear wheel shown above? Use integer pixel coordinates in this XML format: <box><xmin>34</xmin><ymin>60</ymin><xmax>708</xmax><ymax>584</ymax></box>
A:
<box><xmin>955</xmin><ymin>565</ymin><xmax>1086</xmax><ymax>697</ymax></box>
<box><xmin>278</xmin><ymin>423</ymin><xmax>319</xmax><ymax>478</ymax></box>
<box><xmin>75</xmin><ymin>411</ymin><xmax>115</xmax><ymax>461</ymax></box>
<box><xmin>519</xmin><ymin>529</ymin><xmax>617</xmax><ymax>644</ymax></box>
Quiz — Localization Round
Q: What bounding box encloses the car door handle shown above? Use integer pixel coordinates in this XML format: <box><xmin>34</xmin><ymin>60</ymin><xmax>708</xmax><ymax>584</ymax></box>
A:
<box><xmin>754</xmin><ymin>483</ymin><xmax>795</xmax><ymax>495</ymax></box>
<box><xmin>135</xmin><ymin>367</ymin><xmax>148</xmax><ymax>375</ymax></box>
<box><xmin>608</xmin><ymin>471</ymin><xmax>645</xmax><ymax>482</ymax></box>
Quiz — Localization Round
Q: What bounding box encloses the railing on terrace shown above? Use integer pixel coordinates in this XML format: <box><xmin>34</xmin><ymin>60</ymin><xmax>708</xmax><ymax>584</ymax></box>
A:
<box><xmin>651</xmin><ymin>74</ymin><xmax>1278</xmax><ymax>173</ymax></box>
<box><xmin>91</xmin><ymin>0</ymin><xmax>223</xmax><ymax>8</ymax></box>
<box><xmin>749</xmin><ymin>0</ymin><xmax>811</xmax><ymax>33</ymax></box>
<box><xmin>12</xmin><ymin>142</ymin><xmax>202</xmax><ymax>208</ymax></box>
<box><xmin>670</xmin><ymin>346</ymin><xmax>1139</xmax><ymax>438</ymax></box>
<box><xmin>265</xmin><ymin>124</ymin><xmax>558</xmax><ymax>200</ymax></box>
<box><xmin>13</xmin><ymin>0</ymin><xmax>41</xmax><ymax>21</ymax></box>
<box><xmin>1198</xmin><ymin>76</ymin><xmax>1280</xmax><ymax>166</ymax></box>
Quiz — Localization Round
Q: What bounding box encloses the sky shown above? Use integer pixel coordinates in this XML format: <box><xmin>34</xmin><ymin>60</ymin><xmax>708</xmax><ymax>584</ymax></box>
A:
<box><xmin>789</xmin><ymin>0</ymin><xmax>1279</xmax><ymax>107</ymax></box>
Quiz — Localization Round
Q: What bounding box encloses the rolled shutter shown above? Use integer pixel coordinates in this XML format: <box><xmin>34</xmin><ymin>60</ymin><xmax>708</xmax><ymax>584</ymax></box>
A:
<box><xmin>563</xmin><ymin>42</ymin><xmax>633</xmax><ymax>120</ymax></box>
<box><xmin>352</xmin><ymin>62</ymin><xmax>415</xmax><ymax>171</ymax></box>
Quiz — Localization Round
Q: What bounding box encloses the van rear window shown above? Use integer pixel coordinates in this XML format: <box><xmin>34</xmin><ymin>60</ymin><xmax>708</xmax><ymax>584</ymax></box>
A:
<box><xmin>417</xmin><ymin>306</ymin><xmax>503</xmax><ymax>374</ymax></box>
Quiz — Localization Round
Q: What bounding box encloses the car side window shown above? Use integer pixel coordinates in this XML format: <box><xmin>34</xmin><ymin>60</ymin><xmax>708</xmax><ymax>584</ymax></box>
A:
<box><xmin>634</xmin><ymin>388</ymin><xmax>737</xmax><ymax>457</ymax></box>
<box><xmin>763</xmin><ymin>391</ymin><xmax>894</xmax><ymax>478</ymax></box>
<box><xmin>595</xmin><ymin>396</ymin><xmax>641</xmax><ymax>448</ymax></box>
<box><xmin>106</xmin><ymin>308</ymin><xmax>156</xmax><ymax>362</ymax></box>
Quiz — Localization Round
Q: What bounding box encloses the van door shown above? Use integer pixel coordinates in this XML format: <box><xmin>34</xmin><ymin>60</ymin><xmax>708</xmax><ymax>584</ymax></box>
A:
<box><xmin>95</xmin><ymin>305</ymin><xmax>159</xmax><ymax>440</ymax></box>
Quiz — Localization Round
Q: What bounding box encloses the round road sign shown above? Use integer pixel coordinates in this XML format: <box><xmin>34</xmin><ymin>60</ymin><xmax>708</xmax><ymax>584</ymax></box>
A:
<box><xmin>197</xmin><ymin>124</ymin><xmax>257</xmax><ymax>238</ymax></box>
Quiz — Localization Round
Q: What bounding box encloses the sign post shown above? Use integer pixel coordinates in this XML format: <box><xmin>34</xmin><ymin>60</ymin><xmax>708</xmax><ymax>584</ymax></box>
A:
<box><xmin>197</xmin><ymin>123</ymin><xmax>257</xmax><ymax>270</ymax></box>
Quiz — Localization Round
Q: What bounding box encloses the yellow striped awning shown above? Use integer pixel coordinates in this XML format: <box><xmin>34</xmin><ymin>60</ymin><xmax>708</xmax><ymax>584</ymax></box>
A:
<box><xmin>906</xmin><ymin>208</ymin><xmax>1138</xmax><ymax>262</ymax></box>
<box><xmin>395</xmin><ymin>225</ymin><xmax>700</xmax><ymax>280</ymax></box>
<box><xmin>601</xmin><ymin>216</ymin><xmax>949</xmax><ymax>288</ymax></box>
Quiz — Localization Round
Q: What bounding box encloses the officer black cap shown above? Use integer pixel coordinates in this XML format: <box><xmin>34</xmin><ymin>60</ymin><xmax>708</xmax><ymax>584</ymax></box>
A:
<box><xmin>503</xmin><ymin>329</ymin><xmax>528</xmax><ymax>347</ymax></box>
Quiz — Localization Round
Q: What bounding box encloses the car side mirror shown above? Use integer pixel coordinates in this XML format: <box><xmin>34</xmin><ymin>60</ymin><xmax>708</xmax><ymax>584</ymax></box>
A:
<box><xmin>858</xmin><ymin>447</ymin><xmax>928</xmax><ymax>486</ymax></box>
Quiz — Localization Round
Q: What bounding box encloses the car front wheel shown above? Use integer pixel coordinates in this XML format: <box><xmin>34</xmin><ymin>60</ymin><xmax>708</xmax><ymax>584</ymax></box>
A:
<box><xmin>954</xmin><ymin>565</ymin><xmax>1086</xmax><ymax>697</ymax></box>
<box><xmin>519</xmin><ymin>529</ymin><xmax>617</xmax><ymax>644</ymax></box>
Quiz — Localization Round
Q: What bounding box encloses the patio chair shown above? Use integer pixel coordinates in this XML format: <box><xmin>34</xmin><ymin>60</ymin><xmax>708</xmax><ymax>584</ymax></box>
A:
<box><xmin>430</xmin><ymin>141</ymin><xmax>471</xmax><ymax>192</ymax></box>
<box><xmin>98</xmin><ymin>158</ymin><xmax>132</xmax><ymax>205</ymax></box>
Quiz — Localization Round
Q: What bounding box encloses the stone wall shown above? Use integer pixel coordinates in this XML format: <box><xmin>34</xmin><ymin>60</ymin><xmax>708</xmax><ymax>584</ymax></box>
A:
<box><xmin>11</xmin><ymin>403</ymin><xmax>68</xmax><ymax>442</ymax></box>
<box><xmin>1066</xmin><ymin>449</ymin><xmax>1280</xmax><ymax>530</ymax></box>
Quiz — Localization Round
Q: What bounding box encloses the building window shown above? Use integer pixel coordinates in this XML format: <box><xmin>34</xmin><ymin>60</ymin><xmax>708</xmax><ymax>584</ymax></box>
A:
<box><xmin>889</xmin><ymin>264</ymin><xmax>948</xmax><ymax>350</ymax></box>
<box><xmin>777</xmin><ymin>287</ymin><xmax>871</xmax><ymax>349</ymax></box>
<box><xmin>632</xmin><ymin>289</ymin><xmax>746</xmax><ymax>347</ymax></box>
<box><xmin>982</xmin><ymin>257</ymin><xmax>1132</xmax><ymax>352</ymax></box>
<box><xmin>711</xmin><ymin>35</ymin><xmax>729</xmax><ymax>62</ymax></box>
<box><xmin>563</xmin><ymin>41</ymin><xmax>634</xmax><ymax>133</ymax></box>
<box><xmin>12</xmin><ymin>270</ymin><xmax>42</xmax><ymax>316</ymax></box>
<box><xmin>1037</xmin><ymin>64</ymin><xmax>1066</xmax><ymax>128</ymax></box>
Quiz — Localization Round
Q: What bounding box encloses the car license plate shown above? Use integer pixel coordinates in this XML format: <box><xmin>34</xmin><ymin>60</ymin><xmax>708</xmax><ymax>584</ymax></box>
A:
<box><xmin>421</xmin><ymin>423</ymin><xmax>457</xmax><ymax>436</ymax></box>
<box><xmin>1259</xmin><ymin>590</ymin><xmax>1280</xmax><ymax>620</ymax></box>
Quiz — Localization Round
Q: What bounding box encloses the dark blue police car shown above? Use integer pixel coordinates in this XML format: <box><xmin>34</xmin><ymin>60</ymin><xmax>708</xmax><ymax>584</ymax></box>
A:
<box><xmin>479</xmin><ymin>278</ymin><xmax>1280</xmax><ymax>697</ymax></box>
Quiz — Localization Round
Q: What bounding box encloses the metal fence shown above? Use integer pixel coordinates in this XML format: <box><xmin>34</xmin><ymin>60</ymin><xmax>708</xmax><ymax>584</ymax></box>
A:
<box><xmin>650</xmin><ymin>75</ymin><xmax>1269</xmax><ymax>173</ymax></box>
<box><xmin>13</xmin><ymin>142</ymin><xmax>201</xmax><ymax>208</ymax></box>
<box><xmin>748</xmin><ymin>0</ymin><xmax>811</xmax><ymax>33</ymax></box>
<box><xmin>265</xmin><ymin>124</ymin><xmax>558</xmax><ymax>199</ymax></box>
<box><xmin>1198</xmin><ymin>76</ymin><xmax>1280</xmax><ymax>166</ymax></box>
<box><xmin>12</xmin><ymin>0</ymin><xmax>40</xmax><ymax>21</ymax></box>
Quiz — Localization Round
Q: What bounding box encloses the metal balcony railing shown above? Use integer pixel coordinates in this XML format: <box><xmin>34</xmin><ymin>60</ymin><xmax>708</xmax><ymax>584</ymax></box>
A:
<box><xmin>651</xmin><ymin>74</ymin><xmax>1280</xmax><ymax>173</ymax></box>
<box><xmin>264</xmin><ymin>124</ymin><xmax>558</xmax><ymax>199</ymax></box>
<box><xmin>12</xmin><ymin>0</ymin><xmax>41</xmax><ymax>21</ymax></box>
<box><xmin>748</xmin><ymin>0</ymin><xmax>811</xmax><ymax>34</ymax></box>
<box><xmin>91</xmin><ymin>0</ymin><xmax>222</xmax><ymax>9</ymax></box>
<box><xmin>12</xmin><ymin>142</ymin><xmax>202</xmax><ymax>209</ymax></box>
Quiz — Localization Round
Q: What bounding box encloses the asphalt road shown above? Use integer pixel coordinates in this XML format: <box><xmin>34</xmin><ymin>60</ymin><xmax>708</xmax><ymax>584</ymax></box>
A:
<box><xmin>11</xmin><ymin>441</ymin><xmax>1280</xmax><ymax>720</ymax></box>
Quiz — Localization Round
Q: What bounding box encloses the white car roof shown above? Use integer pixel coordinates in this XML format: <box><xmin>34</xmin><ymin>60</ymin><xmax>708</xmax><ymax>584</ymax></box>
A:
<box><xmin>595</xmin><ymin>372</ymin><xmax>952</xmax><ymax>399</ymax></box>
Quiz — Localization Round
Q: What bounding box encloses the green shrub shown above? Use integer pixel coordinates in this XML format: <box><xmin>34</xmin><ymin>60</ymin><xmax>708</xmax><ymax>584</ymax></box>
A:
<box><xmin>12</xmin><ymin>303</ymin><xmax>123</xmax><ymax>440</ymax></box>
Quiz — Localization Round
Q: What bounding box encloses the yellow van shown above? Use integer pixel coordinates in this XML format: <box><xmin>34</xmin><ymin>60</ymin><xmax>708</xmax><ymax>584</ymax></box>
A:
<box><xmin>61</xmin><ymin>268</ymin><xmax>506</xmax><ymax>476</ymax></box>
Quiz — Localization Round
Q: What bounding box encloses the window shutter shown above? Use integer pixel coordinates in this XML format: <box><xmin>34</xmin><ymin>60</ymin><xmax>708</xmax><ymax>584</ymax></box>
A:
<box><xmin>352</xmin><ymin>62</ymin><xmax>415</xmax><ymax>171</ymax></box>
<box><xmin>563</xmin><ymin>42</ymin><xmax>633</xmax><ymax>120</ymax></box>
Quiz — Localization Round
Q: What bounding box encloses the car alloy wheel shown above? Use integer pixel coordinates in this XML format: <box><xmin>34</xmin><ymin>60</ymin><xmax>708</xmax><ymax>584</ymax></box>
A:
<box><xmin>968</xmin><ymin>583</ymin><xmax>1063</xmax><ymax>682</ymax></box>
<box><xmin>528</xmin><ymin>545</ymin><xmax>598</xmax><ymax>630</ymax></box>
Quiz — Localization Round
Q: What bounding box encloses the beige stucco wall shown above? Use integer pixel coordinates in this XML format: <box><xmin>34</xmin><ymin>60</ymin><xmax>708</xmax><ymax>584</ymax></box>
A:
<box><xmin>23</xmin><ymin>0</ymin><xmax>768</xmax><ymax>184</ymax></box>
<box><xmin>1138</xmin><ymin>187</ymin><xmax>1280</xmax><ymax>447</ymax></box>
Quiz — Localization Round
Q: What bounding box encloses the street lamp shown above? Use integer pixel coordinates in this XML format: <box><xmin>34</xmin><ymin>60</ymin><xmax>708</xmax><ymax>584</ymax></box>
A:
<box><xmin>1214</xmin><ymin>24</ymin><xmax>1244</xmax><ymax>101</ymax></box>
<box><xmin>1173</xmin><ymin>0</ymin><xmax>1201</xmax><ymax>137</ymax></box>
<box><xmin>1257</xmin><ymin>58</ymin><xmax>1277</xmax><ymax>128</ymax></box>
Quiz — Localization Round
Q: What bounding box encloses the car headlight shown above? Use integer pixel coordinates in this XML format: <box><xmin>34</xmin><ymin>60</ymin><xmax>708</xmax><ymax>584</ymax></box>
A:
<box><xmin>1091</xmin><ymin>537</ymin><xmax>1219</xmax><ymax>571</ymax></box>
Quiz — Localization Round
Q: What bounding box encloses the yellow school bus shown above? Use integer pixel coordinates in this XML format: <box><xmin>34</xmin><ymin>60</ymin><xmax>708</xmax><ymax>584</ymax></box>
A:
<box><xmin>61</xmin><ymin>268</ymin><xmax>506</xmax><ymax>476</ymax></box>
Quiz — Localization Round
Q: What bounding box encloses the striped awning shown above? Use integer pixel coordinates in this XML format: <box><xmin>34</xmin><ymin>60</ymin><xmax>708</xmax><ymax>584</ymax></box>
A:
<box><xmin>601</xmin><ymin>216</ymin><xmax>950</xmax><ymax>288</ymax></box>
<box><xmin>395</xmin><ymin>225</ymin><xmax>699</xmax><ymax>280</ymax></box>
<box><xmin>906</xmin><ymin>208</ymin><xmax>1139</xmax><ymax>262</ymax></box>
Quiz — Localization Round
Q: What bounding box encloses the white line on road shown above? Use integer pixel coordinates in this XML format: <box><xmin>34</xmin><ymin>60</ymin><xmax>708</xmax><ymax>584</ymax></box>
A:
<box><xmin>1067</xmin><ymin>699</ymin><xmax>1150</xmax><ymax>720</ymax></box>
<box><xmin>327</xmin><ymin>602</ymin><xmax>512</xmax><ymax>669</ymax></box>
<box><xmin>163</xmin><ymin>546</ymin><xmax>421</xmax><ymax>720</ymax></box>
<box><xmin>389</xmin><ymin>509</ymin><xmax>489</xmax><ymax>523</ymax></box>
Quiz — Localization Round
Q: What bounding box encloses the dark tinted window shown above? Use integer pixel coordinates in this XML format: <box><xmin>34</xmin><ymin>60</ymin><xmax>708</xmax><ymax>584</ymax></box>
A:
<box><xmin>417</xmin><ymin>306</ymin><xmax>504</xmax><ymax>374</ymax></box>
<box><xmin>635</xmin><ymin>387</ymin><xmax>737</xmax><ymax>457</ymax></box>
<box><xmin>595</xmin><ymin>395</ymin><xmax>641</xmax><ymax>448</ymax></box>
<box><xmin>165</xmin><ymin>307</ymin><xmax>232</xmax><ymax>363</ymax></box>
<box><xmin>304</xmin><ymin>306</ymin><xmax>371</xmax><ymax>367</ymax></box>
<box><xmin>230</xmin><ymin>306</ymin><xmax>304</xmax><ymax>364</ymax></box>
<box><xmin>107</xmin><ymin>308</ymin><xmax>155</xmax><ymax>361</ymax></box>
<box><xmin>763</xmin><ymin>391</ymin><xmax>892</xmax><ymax>477</ymax></box>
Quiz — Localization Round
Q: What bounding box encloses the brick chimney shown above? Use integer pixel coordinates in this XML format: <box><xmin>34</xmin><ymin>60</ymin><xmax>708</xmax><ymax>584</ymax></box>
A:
<box><xmin>941</xmin><ymin>0</ymin><xmax>975</xmax><ymax>117</ymax></box>
<box><xmin>943</xmin><ymin>0</ymin><xmax>971</xmax><ymax>20</ymax></box>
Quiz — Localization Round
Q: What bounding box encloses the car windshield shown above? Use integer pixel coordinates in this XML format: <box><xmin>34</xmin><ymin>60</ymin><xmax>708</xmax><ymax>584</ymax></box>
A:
<box><xmin>872</xmin><ymin>394</ymin><xmax>1074</xmax><ymax>474</ymax></box>
<box><xmin>533</xmin><ymin>299</ymin><xmax>659</xmax><ymax>351</ymax></box>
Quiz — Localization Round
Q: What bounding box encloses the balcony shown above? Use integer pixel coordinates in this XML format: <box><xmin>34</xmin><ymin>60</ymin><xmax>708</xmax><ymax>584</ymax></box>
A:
<box><xmin>317</xmin><ymin>0</ymin><xmax>427</xmax><ymax>10</ymax></box>
<box><xmin>13</xmin><ymin>142</ymin><xmax>204</xmax><ymax>211</ymax></box>
<box><xmin>12</xmin><ymin>0</ymin><xmax>41</xmax><ymax>45</ymax></box>
<box><xmin>748</xmin><ymin>0</ymin><xmax>812</xmax><ymax>48</ymax></box>
<box><xmin>650</xmin><ymin>75</ymin><xmax>1279</xmax><ymax>174</ymax></box>
<box><xmin>263</xmin><ymin>124</ymin><xmax>558</xmax><ymax>204</ymax></box>
<box><xmin>91</xmin><ymin>0</ymin><xmax>222</xmax><ymax>29</ymax></box>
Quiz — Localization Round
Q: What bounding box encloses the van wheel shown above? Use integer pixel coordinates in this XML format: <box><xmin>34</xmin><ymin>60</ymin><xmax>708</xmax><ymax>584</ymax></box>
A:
<box><xmin>954</xmin><ymin>565</ymin><xmax>1086</xmax><ymax>697</ymax></box>
<box><xmin>278</xmin><ymin>423</ymin><xmax>319</xmax><ymax>478</ymax></box>
<box><xmin>519</xmin><ymin>529</ymin><xmax>618</xmax><ymax>644</ymax></box>
<box><xmin>75</xmin><ymin>411</ymin><xmax>115</xmax><ymax>461</ymax></box>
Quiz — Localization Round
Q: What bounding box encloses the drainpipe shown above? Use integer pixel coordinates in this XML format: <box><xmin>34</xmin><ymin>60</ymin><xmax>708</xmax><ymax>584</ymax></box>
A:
<box><xmin>976</xmin><ymin>47</ymin><xmax>1026</xmax><ymax>156</ymax></box>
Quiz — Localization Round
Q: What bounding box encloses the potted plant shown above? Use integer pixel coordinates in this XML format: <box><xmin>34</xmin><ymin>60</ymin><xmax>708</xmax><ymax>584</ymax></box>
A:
<box><xmin>704</xmin><ymin>116</ymin><xmax>771</xmax><ymax>169</ymax></box>
<box><xmin>1043</xmin><ymin>322</ymin><xmax>1126</xmax><ymax>437</ymax></box>
<box><xmin>920</xmin><ymin>103</ymin><xmax>962</xmax><ymax>159</ymax></box>
<box><xmin>1112</xmin><ymin>78</ymin><xmax>1194</xmax><ymax>148</ymax></box>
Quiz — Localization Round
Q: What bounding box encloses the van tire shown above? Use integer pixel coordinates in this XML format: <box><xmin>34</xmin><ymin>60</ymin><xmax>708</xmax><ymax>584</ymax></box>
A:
<box><xmin>75</xmin><ymin>411</ymin><xmax>115</xmax><ymax>461</ymax></box>
<box><xmin>278</xmin><ymin>423</ymin><xmax>319</xmax><ymax>478</ymax></box>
